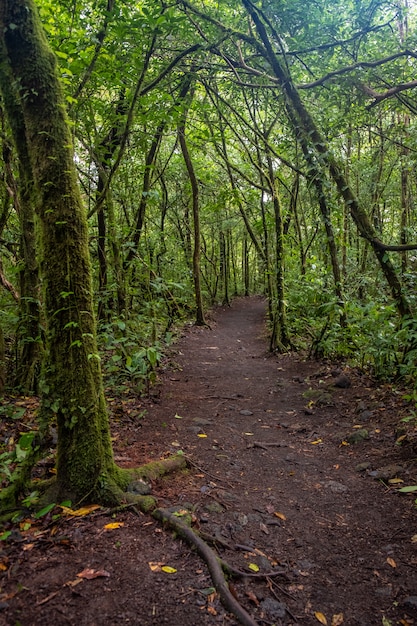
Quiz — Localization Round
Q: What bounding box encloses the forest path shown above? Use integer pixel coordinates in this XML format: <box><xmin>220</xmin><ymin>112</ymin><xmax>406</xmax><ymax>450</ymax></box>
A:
<box><xmin>2</xmin><ymin>296</ymin><xmax>417</xmax><ymax>626</ymax></box>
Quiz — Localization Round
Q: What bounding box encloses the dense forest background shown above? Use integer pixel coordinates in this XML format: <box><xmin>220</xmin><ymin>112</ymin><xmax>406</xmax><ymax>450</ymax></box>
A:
<box><xmin>2</xmin><ymin>0</ymin><xmax>417</xmax><ymax>391</ymax></box>
<box><xmin>1</xmin><ymin>0</ymin><xmax>417</xmax><ymax>504</ymax></box>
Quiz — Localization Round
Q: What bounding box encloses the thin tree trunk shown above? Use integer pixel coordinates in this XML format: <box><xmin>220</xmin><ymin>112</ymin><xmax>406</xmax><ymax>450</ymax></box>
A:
<box><xmin>177</xmin><ymin>77</ymin><xmax>206</xmax><ymax>326</ymax></box>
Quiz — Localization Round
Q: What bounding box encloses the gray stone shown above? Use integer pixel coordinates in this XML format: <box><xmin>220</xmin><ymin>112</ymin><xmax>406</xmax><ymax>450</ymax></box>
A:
<box><xmin>368</xmin><ymin>464</ymin><xmax>404</xmax><ymax>480</ymax></box>
<box><xmin>355</xmin><ymin>462</ymin><xmax>371</xmax><ymax>472</ymax></box>
<box><xmin>323</xmin><ymin>480</ymin><xmax>348</xmax><ymax>493</ymax></box>
<box><xmin>358</xmin><ymin>410</ymin><xmax>373</xmax><ymax>421</ymax></box>
<box><xmin>346</xmin><ymin>429</ymin><xmax>369</xmax><ymax>444</ymax></box>
<box><xmin>334</xmin><ymin>374</ymin><xmax>351</xmax><ymax>388</ymax></box>
<box><xmin>239</xmin><ymin>409</ymin><xmax>253</xmax><ymax>416</ymax></box>
<box><xmin>260</xmin><ymin>598</ymin><xmax>287</xmax><ymax>619</ymax></box>
<box><xmin>192</xmin><ymin>417</ymin><xmax>213</xmax><ymax>425</ymax></box>
<box><xmin>204</xmin><ymin>501</ymin><xmax>224</xmax><ymax>514</ymax></box>
<box><xmin>127</xmin><ymin>480</ymin><xmax>151</xmax><ymax>495</ymax></box>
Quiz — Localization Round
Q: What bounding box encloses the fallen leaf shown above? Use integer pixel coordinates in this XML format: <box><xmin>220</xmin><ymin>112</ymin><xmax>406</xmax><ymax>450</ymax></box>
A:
<box><xmin>104</xmin><ymin>522</ymin><xmax>124</xmax><ymax>530</ymax></box>
<box><xmin>77</xmin><ymin>568</ymin><xmax>110</xmax><ymax>579</ymax></box>
<box><xmin>260</xmin><ymin>522</ymin><xmax>269</xmax><ymax>535</ymax></box>
<box><xmin>0</xmin><ymin>561</ymin><xmax>8</xmax><ymax>571</ymax></box>
<box><xmin>245</xmin><ymin>590</ymin><xmax>260</xmax><ymax>606</ymax></box>
<box><xmin>411</xmin><ymin>535</ymin><xmax>417</xmax><ymax>543</ymax></box>
<box><xmin>388</xmin><ymin>478</ymin><xmax>404</xmax><ymax>484</ymax></box>
<box><xmin>386</xmin><ymin>557</ymin><xmax>397</xmax><ymax>568</ymax></box>
<box><xmin>148</xmin><ymin>561</ymin><xmax>163</xmax><ymax>572</ymax></box>
<box><xmin>207</xmin><ymin>605</ymin><xmax>217</xmax><ymax>616</ymax></box>
<box><xmin>274</xmin><ymin>512</ymin><xmax>286</xmax><ymax>521</ymax></box>
<box><xmin>248</xmin><ymin>563</ymin><xmax>259</xmax><ymax>572</ymax></box>
<box><xmin>315</xmin><ymin>612</ymin><xmax>328</xmax><ymax>625</ymax></box>
<box><xmin>197</xmin><ymin>434</ymin><xmax>208</xmax><ymax>438</ymax></box>
<box><xmin>161</xmin><ymin>566</ymin><xmax>177</xmax><ymax>574</ymax></box>
<box><xmin>382</xmin><ymin>617</ymin><xmax>393</xmax><ymax>626</ymax></box>
<box><xmin>174</xmin><ymin>414</ymin><xmax>183</xmax><ymax>419</ymax></box>
<box><xmin>60</xmin><ymin>504</ymin><xmax>100</xmax><ymax>517</ymax></box>
<box><xmin>311</xmin><ymin>439</ymin><xmax>323</xmax><ymax>445</ymax></box>
<box><xmin>23</xmin><ymin>543</ymin><xmax>35</xmax><ymax>551</ymax></box>
<box><xmin>244</xmin><ymin>432</ymin><xmax>254</xmax><ymax>436</ymax></box>
<box><xmin>331</xmin><ymin>614</ymin><xmax>344</xmax><ymax>626</ymax></box>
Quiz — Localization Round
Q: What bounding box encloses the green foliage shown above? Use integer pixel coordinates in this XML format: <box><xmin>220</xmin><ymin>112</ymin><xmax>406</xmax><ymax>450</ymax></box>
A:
<box><xmin>98</xmin><ymin>320</ymin><xmax>166</xmax><ymax>393</ymax></box>
<box><xmin>0</xmin><ymin>431</ymin><xmax>36</xmax><ymax>487</ymax></box>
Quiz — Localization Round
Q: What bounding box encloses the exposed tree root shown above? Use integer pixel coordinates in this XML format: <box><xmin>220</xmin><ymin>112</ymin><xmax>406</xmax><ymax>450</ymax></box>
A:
<box><xmin>153</xmin><ymin>506</ymin><xmax>260</xmax><ymax>626</ymax></box>
<box><xmin>128</xmin><ymin>453</ymin><xmax>187</xmax><ymax>482</ymax></box>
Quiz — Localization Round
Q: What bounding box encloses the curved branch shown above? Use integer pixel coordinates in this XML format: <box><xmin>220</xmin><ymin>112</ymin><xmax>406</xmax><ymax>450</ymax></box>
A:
<box><xmin>361</xmin><ymin>79</ymin><xmax>417</xmax><ymax>106</ymax></box>
<box><xmin>297</xmin><ymin>51</ymin><xmax>417</xmax><ymax>89</ymax></box>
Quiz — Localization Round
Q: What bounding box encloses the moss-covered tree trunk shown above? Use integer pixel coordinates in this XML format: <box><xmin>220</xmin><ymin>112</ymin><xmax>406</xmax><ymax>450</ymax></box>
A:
<box><xmin>0</xmin><ymin>0</ymin><xmax>128</xmax><ymax>504</ymax></box>
<box><xmin>0</xmin><ymin>40</ymin><xmax>42</xmax><ymax>394</ymax></box>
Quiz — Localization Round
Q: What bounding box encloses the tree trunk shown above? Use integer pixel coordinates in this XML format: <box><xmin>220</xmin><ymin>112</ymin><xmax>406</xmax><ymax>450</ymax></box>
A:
<box><xmin>0</xmin><ymin>43</ymin><xmax>42</xmax><ymax>393</ymax></box>
<box><xmin>177</xmin><ymin>77</ymin><xmax>206</xmax><ymax>326</ymax></box>
<box><xmin>265</xmin><ymin>150</ymin><xmax>290</xmax><ymax>350</ymax></box>
<box><xmin>0</xmin><ymin>0</ymin><xmax>128</xmax><ymax>504</ymax></box>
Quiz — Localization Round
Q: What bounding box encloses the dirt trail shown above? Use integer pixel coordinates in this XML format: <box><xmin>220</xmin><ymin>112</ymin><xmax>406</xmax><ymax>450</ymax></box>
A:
<box><xmin>2</xmin><ymin>296</ymin><xmax>417</xmax><ymax>626</ymax></box>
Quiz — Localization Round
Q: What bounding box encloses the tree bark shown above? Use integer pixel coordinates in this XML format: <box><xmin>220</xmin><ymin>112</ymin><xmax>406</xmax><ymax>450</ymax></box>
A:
<box><xmin>0</xmin><ymin>42</ymin><xmax>42</xmax><ymax>393</ymax></box>
<box><xmin>0</xmin><ymin>0</ymin><xmax>128</xmax><ymax>504</ymax></box>
<box><xmin>177</xmin><ymin>77</ymin><xmax>206</xmax><ymax>326</ymax></box>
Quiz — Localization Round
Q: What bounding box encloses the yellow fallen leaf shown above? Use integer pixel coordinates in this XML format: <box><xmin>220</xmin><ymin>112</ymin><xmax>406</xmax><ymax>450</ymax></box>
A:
<box><xmin>274</xmin><ymin>512</ymin><xmax>286</xmax><ymax>521</ymax></box>
<box><xmin>411</xmin><ymin>534</ymin><xmax>417</xmax><ymax>543</ymax></box>
<box><xmin>340</xmin><ymin>440</ymin><xmax>349</xmax><ymax>446</ymax></box>
<box><xmin>174</xmin><ymin>414</ymin><xmax>183</xmax><ymax>419</ymax></box>
<box><xmin>244</xmin><ymin>432</ymin><xmax>254</xmax><ymax>436</ymax></box>
<box><xmin>386</xmin><ymin>557</ymin><xmax>397</xmax><ymax>568</ymax></box>
<box><xmin>60</xmin><ymin>504</ymin><xmax>100</xmax><ymax>516</ymax></box>
<box><xmin>311</xmin><ymin>439</ymin><xmax>323</xmax><ymax>445</ymax></box>
<box><xmin>388</xmin><ymin>478</ymin><xmax>404</xmax><ymax>484</ymax></box>
<box><xmin>248</xmin><ymin>563</ymin><xmax>259</xmax><ymax>572</ymax></box>
<box><xmin>161</xmin><ymin>566</ymin><xmax>177</xmax><ymax>574</ymax></box>
<box><xmin>197</xmin><ymin>433</ymin><xmax>208</xmax><ymax>438</ymax></box>
<box><xmin>332</xmin><ymin>614</ymin><xmax>344</xmax><ymax>626</ymax></box>
<box><xmin>315</xmin><ymin>612</ymin><xmax>328</xmax><ymax>625</ymax></box>
<box><xmin>104</xmin><ymin>522</ymin><xmax>124</xmax><ymax>530</ymax></box>
<box><xmin>0</xmin><ymin>562</ymin><xmax>8</xmax><ymax>571</ymax></box>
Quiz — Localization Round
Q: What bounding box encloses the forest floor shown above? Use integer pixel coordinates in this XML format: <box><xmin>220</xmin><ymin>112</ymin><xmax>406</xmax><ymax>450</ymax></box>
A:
<box><xmin>1</xmin><ymin>296</ymin><xmax>417</xmax><ymax>626</ymax></box>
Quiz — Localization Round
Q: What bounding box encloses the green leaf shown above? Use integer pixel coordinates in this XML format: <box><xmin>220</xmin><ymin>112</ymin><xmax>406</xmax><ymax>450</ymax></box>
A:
<box><xmin>398</xmin><ymin>485</ymin><xmax>417</xmax><ymax>493</ymax></box>
<box><xmin>34</xmin><ymin>503</ymin><xmax>56</xmax><ymax>518</ymax></box>
<box><xmin>0</xmin><ymin>531</ymin><xmax>12</xmax><ymax>541</ymax></box>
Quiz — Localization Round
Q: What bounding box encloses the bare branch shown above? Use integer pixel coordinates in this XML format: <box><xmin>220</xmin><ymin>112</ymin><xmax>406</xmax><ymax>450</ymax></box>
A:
<box><xmin>297</xmin><ymin>51</ymin><xmax>417</xmax><ymax>89</ymax></box>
